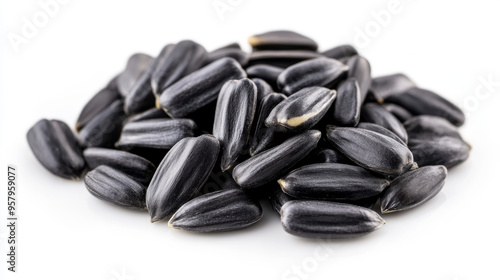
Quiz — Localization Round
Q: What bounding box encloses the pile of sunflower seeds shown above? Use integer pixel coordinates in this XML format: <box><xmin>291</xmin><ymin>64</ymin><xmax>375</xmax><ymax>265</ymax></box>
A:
<box><xmin>27</xmin><ymin>30</ymin><xmax>470</xmax><ymax>238</ymax></box>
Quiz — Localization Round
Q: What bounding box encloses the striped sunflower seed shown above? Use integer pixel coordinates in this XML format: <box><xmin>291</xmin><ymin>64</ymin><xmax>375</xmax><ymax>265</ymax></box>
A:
<box><xmin>248</xmin><ymin>30</ymin><xmax>318</xmax><ymax>51</ymax></box>
<box><xmin>404</xmin><ymin>115</ymin><xmax>463</xmax><ymax>145</ymax></box>
<box><xmin>321</xmin><ymin>44</ymin><xmax>358</xmax><ymax>60</ymax></box>
<box><xmin>332</xmin><ymin>77</ymin><xmax>361</xmax><ymax>126</ymax></box>
<box><xmin>344</xmin><ymin>55</ymin><xmax>371</xmax><ymax>102</ymax></box>
<box><xmin>357</xmin><ymin>122</ymin><xmax>407</xmax><ymax>146</ymax></box>
<box><xmin>124</xmin><ymin>108</ymin><xmax>169</xmax><ymax>124</ymax></box>
<box><xmin>168</xmin><ymin>189</ymin><xmax>262</xmax><ymax>232</ymax></box>
<box><xmin>370</xmin><ymin>73</ymin><xmax>416</xmax><ymax>100</ymax></box>
<box><xmin>380</xmin><ymin>165</ymin><xmax>447</xmax><ymax>213</ymax></box>
<box><xmin>409</xmin><ymin>137</ymin><xmax>470</xmax><ymax>169</ymax></box>
<box><xmin>251</xmin><ymin>78</ymin><xmax>273</xmax><ymax>106</ymax></box>
<box><xmin>146</xmin><ymin>135</ymin><xmax>219</xmax><ymax>222</ymax></box>
<box><xmin>361</xmin><ymin>103</ymin><xmax>408</xmax><ymax>144</ymax></box>
<box><xmin>280</xmin><ymin>201</ymin><xmax>385</xmax><ymax>238</ymax></box>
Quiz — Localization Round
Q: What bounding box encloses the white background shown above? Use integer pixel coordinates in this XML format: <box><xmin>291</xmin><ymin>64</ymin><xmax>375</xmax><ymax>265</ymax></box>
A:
<box><xmin>1</xmin><ymin>0</ymin><xmax>500</xmax><ymax>279</ymax></box>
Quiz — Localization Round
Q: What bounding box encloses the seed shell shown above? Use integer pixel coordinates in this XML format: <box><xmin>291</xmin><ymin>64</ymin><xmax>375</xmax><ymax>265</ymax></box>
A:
<box><xmin>270</xmin><ymin>187</ymin><xmax>296</xmax><ymax>215</ymax></box>
<box><xmin>361</xmin><ymin>103</ymin><xmax>408</xmax><ymax>144</ymax></box>
<box><xmin>332</xmin><ymin>77</ymin><xmax>361</xmax><ymax>126</ymax></box>
<box><xmin>205</xmin><ymin>47</ymin><xmax>249</xmax><ymax>67</ymax></box>
<box><xmin>248</xmin><ymin>30</ymin><xmax>318</xmax><ymax>51</ymax></box>
<box><xmin>409</xmin><ymin>137</ymin><xmax>470</xmax><ymax>169</ymax></box>
<box><xmin>344</xmin><ymin>55</ymin><xmax>371</xmax><ymax>102</ymax></box>
<box><xmin>404</xmin><ymin>115</ymin><xmax>463</xmax><ymax>145</ymax></box>
<box><xmin>357</xmin><ymin>122</ymin><xmax>407</xmax><ymax>146</ymax></box>
<box><xmin>382</xmin><ymin>103</ymin><xmax>413</xmax><ymax>123</ymax></box>
<box><xmin>117</xmin><ymin>53</ymin><xmax>153</xmax><ymax>97</ymax></box>
<box><xmin>247</xmin><ymin>50</ymin><xmax>321</xmax><ymax>68</ymax></box>
<box><xmin>321</xmin><ymin>44</ymin><xmax>358</xmax><ymax>60</ymax></box>
<box><xmin>124</xmin><ymin>108</ymin><xmax>169</xmax><ymax>124</ymax></box>
<box><xmin>251</xmin><ymin>78</ymin><xmax>273</xmax><ymax>105</ymax></box>
<box><xmin>246</xmin><ymin>64</ymin><xmax>284</xmax><ymax>90</ymax></box>
<box><xmin>371</xmin><ymin>73</ymin><xmax>416</xmax><ymax>99</ymax></box>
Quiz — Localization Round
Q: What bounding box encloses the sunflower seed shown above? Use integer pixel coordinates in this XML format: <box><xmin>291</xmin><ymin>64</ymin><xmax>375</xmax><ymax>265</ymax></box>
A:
<box><xmin>151</xmin><ymin>41</ymin><xmax>207</xmax><ymax>96</ymax></box>
<box><xmin>124</xmin><ymin>108</ymin><xmax>169</xmax><ymax>124</ymax></box>
<box><xmin>75</xmin><ymin>78</ymin><xmax>122</xmax><ymax>132</ymax></box>
<box><xmin>266</xmin><ymin>87</ymin><xmax>336</xmax><ymax>133</ymax></box>
<box><xmin>124</xmin><ymin>60</ymin><xmax>157</xmax><ymax>115</ymax></box>
<box><xmin>115</xmin><ymin>119</ymin><xmax>196</xmax><ymax>151</ymax></box>
<box><xmin>280</xmin><ymin>201</ymin><xmax>385</xmax><ymax>238</ymax></box>
<box><xmin>380</xmin><ymin>165</ymin><xmax>447</xmax><ymax>213</ymax></box>
<box><xmin>84</xmin><ymin>165</ymin><xmax>146</xmax><ymax>209</ymax></box>
<box><xmin>213</xmin><ymin>79</ymin><xmax>257</xmax><ymax>171</ymax></box>
<box><xmin>117</xmin><ymin>53</ymin><xmax>153</xmax><ymax>97</ymax></box>
<box><xmin>146</xmin><ymin>135</ymin><xmax>219</xmax><ymax>222</ymax></box>
<box><xmin>159</xmin><ymin>57</ymin><xmax>246</xmax><ymax>118</ymax></box>
<box><xmin>313</xmin><ymin>148</ymin><xmax>353</xmax><ymax>164</ymax></box>
<box><xmin>83</xmin><ymin>148</ymin><xmax>156</xmax><ymax>185</ymax></box>
<box><xmin>357</xmin><ymin>122</ymin><xmax>407</xmax><ymax>146</ymax></box>
<box><xmin>213</xmin><ymin>42</ymin><xmax>241</xmax><ymax>50</ymax></box>
<box><xmin>246</xmin><ymin>64</ymin><xmax>284</xmax><ymax>90</ymax></box>
<box><xmin>279</xmin><ymin>163</ymin><xmax>390</xmax><ymax>201</ymax></box>
<box><xmin>270</xmin><ymin>187</ymin><xmax>296</xmax><ymax>214</ymax></box>
<box><xmin>344</xmin><ymin>55</ymin><xmax>371</xmax><ymax>102</ymax></box>
<box><xmin>248</xmin><ymin>30</ymin><xmax>318</xmax><ymax>51</ymax></box>
<box><xmin>361</xmin><ymin>103</ymin><xmax>408</xmax><ymax>144</ymax></box>
<box><xmin>409</xmin><ymin>137</ymin><xmax>470</xmax><ymax>169</ymax></box>
<box><xmin>382</xmin><ymin>103</ymin><xmax>413</xmax><ymax>123</ymax></box>
<box><xmin>250</xmin><ymin>93</ymin><xmax>287</xmax><ymax>156</ymax></box>
<box><xmin>247</xmin><ymin>50</ymin><xmax>321</xmax><ymax>68</ymax></box>
<box><xmin>385</xmin><ymin>87</ymin><xmax>466</xmax><ymax>126</ymax></box>
<box><xmin>326</xmin><ymin>126</ymin><xmax>414</xmax><ymax>176</ymax></box>
<box><xmin>321</xmin><ymin>44</ymin><xmax>358</xmax><ymax>60</ymax></box>
<box><xmin>233</xmin><ymin>130</ymin><xmax>321</xmax><ymax>189</ymax></box>
<box><xmin>332</xmin><ymin>77</ymin><xmax>361</xmax><ymax>126</ymax></box>
<box><xmin>78</xmin><ymin>100</ymin><xmax>127</xmax><ymax>148</ymax></box>
<box><xmin>404</xmin><ymin>115</ymin><xmax>463</xmax><ymax>145</ymax></box>
<box><xmin>251</xmin><ymin>78</ymin><xmax>273</xmax><ymax>105</ymax></box>
<box><xmin>27</xmin><ymin>119</ymin><xmax>85</xmax><ymax>180</ymax></box>
<box><xmin>205</xmin><ymin>47</ymin><xmax>249</xmax><ymax>67</ymax></box>
<box><xmin>371</xmin><ymin>73</ymin><xmax>416</xmax><ymax>99</ymax></box>
<box><xmin>168</xmin><ymin>189</ymin><xmax>262</xmax><ymax>232</ymax></box>
<box><xmin>277</xmin><ymin>57</ymin><xmax>348</xmax><ymax>96</ymax></box>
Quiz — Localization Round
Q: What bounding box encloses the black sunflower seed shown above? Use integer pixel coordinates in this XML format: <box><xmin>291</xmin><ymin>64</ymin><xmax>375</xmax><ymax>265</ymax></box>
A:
<box><xmin>313</xmin><ymin>148</ymin><xmax>353</xmax><ymax>164</ymax></box>
<box><xmin>265</xmin><ymin>87</ymin><xmax>336</xmax><ymax>133</ymax></box>
<box><xmin>248</xmin><ymin>30</ymin><xmax>318</xmax><ymax>51</ymax></box>
<box><xmin>277</xmin><ymin>57</ymin><xmax>348</xmax><ymax>96</ymax></box>
<box><xmin>115</xmin><ymin>119</ymin><xmax>196</xmax><ymax>151</ymax></box>
<box><xmin>124</xmin><ymin>59</ymin><xmax>158</xmax><ymax>115</ymax></box>
<box><xmin>78</xmin><ymin>100</ymin><xmax>127</xmax><ymax>148</ymax></box>
<box><xmin>247</xmin><ymin>50</ymin><xmax>322</xmax><ymax>68</ymax></box>
<box><xmin>332</xmin><ymin>77</ymin><xmax>361</xmax><ymax>127</ymax></box>
<box><xmin>159</xmin><ymin>57</ymin><xmax>246</xmax><ymax>118</ymax></box>
<box><xmin>27</xmin><ymin>119</ymin><xmax>85</xmax><ymax>180</ymax></box>
<box><xmin>409</xmin><ymin>137</ymin><xmax>470</xmax><ymax>169</ymax></box>
<box><xmin>279</xmin><ymin>163</ymin><xmax>390</xmax><ymax>201</ymax></box>
<box><xmin>382</xmin><ymin>103</ymin><xmax>413</xmax><ymax>123</ymax></box>
<box><xmin>326</xmin><ymin>126</ymin><xmax>414</xmax><ymax>176</ymax></box>
<box><xmin>361</xmin><ymin>103</ymin><xmax>408</xmax><ymax>144</ymax></box>
<box><xmin>280</xmin><ymin>201</ymin><xmax>385</xmax><ymax>238</ymax></box>
<box><xmin>246</xmin><ymin>64</ymin><xmax>284</xmax><ymax>90</ymax></box>
<box><xmin>404</xmin><ymin>115</ymin><xmax>463</xmax><ymax>145</ymax></box>
<box><xmin>270</xmin><ymin>187</ymin><xmax>296</xmax><ymax>215</ymax></box>
<box><xmin>84</xmin><ymin>165</ymin><xmax>146</xmax><ymax>209</ymax></box>
<box><xmin>205</xmin><ymin>47</ymin><xmax>249</xmax><ymax>67</ymax></box>
<box><xmin>384</xmin><ymin>87</ymin><xmax>466</xmax><ymax>126</ymax></box>
<box><xmin>151</xmin><ymin>41</ymin><xmax>207</xmax><ymax>96</ymax></box>
<box><xmin>83</xmin><ymin>148</ymin><xmax>156</xmax><ymax>185</ymax></box>
<box><xmin>370</xmin><ymin>73</ymin><xmax>416</xmax><ymax>100</ymax></box>
<box><xmin>344</xmin><ymin>55</ymin><xmax>371</xmax><ymax>102</ymax></box>
<box><xmin>233</xmin><ymin>130</ymin><xmax>321</xmax><ymax>189</ymax></box>
<box><xmin>250</xmin><ymin>93</ymin><xmax>287</xmax><ymax>156</ymax></box>
<box><xmin>357</xmin><ymin>122</ymin><xmax>407</xmax><ymax>146</ymax></box>
<box><xmin>117</xmin><ymin>53</ymin><xmax>153</xmax><ymax>97</ymax></box>
<box><xmin>168</xmin><ymin>189</ymin><xmax>262</xmax><ymax>232</ymax></box>
<box><xmin>251</xmin><ymin>78</ymin><xmax>273</xmax><ymax>106</ymax></box>
<box><xmin>146</xmin><ymin>135</ymin><xmax>219</xmax><ymax>222</ymax></box>
<box><xmin>321</xmin><ymin>44</ymin><xmax>358</xmax><ymax>60</ymax></box>
<box><xmin>380</xmin><ymin>165</ymin><xmax>447</xmax><ymax>213</ymax></box>
<box><xmin>124</xmin><ymin>108</ymin><xmax>169</xmax><ymax>124</ymax></box>
<box><xmin>213</xmin><ymin>79</ymin><xmax>257</xmax><ymax>171</ymax></box>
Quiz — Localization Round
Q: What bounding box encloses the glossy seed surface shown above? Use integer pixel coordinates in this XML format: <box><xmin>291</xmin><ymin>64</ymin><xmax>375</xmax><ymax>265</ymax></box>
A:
<box><xmin>281</xmin><ymin>201</ymin><xmax>385</xmax><ymax>238</ymax></box>
<box><xmin>313</xmin><ymin>148</ymin><xmax>353</xmax><ymax>164</ymax></box>
<box><xmin>381</xmin><ymin>165</ymin><xmax>447</xmax><ymax>213</ymax></box>
<box><xmin>117</xmin><ymin>53</ymin><xmax>153</xmax><ymax>97</ymax></box>
<box><xmin>326</xmin><ymin>126</ymin><xmax>414</xmax><ymax>176</ymax></box>
<box><xmin>361</xmin><ymin>103</ymin><xmax>408</xmax><ymax>144</ymax></box>
<box><xmin>277</xmin><ymin>57</ymin><xmax>348</xmax><ymax>96</ymax></box>
<box><xmin>168</xmin><ymin>189</ymin><xmax>262</xmax><ymax>232</ymax></box>
<box><xmin>265</xmin><ymin>87</ymin><xmax>336</xmax><ymax>133</ymax></box>
<box><xmin>84</xmin><ymin>166</ymin><xmax>146</xmax><ymax>209</ymax></box>
<box><xmin>159</xmin><ymin>57</ymin><xmax>246</xmax><ymax>118</ymax></box>
<box><xmin>344</xmin><ymin>55</ymin><xmax>371</xmax><ymax>102</ymax></box>
<box><xmin>371</xmin><ymin>73</ymin><xmax>416</xmax><ymax>99</ymax></box>
<box><xmin>27</xmin><ymin>119</ymin><xmax>85</xmax><ymax>180</ymax></box>
<box><xmin>409</xmin><ymin>137</ymin><xmax>470</xmax><ymax>169</ymax></box>
<box><xmin>125</xmin><ymin>108</ymin><xmax>169</xmax><ymax>124</ymax></box>
<box><xmin>321</xmin><ymin>44</ymin><xmax>358</xmax><ymax>60</ymax></box>
<box><xmin>146</xmin><ymin>135</ymin><xmax>219</xmax><ymax>222</ymax></box>
<box><xmin>404</xmin><ymin>115</ymin><xmax>462</xmax><ymax>145</ymax></box>
<box><xmin>382</xmin><ymin>103</ymin><xmax>413</xmax><ymax>123</ymax></box>
<box><xmin>205</xmin><ymin>47</ymin><xmax>248</xmax><ymax>67</ymax></box>
<box><xmin>251</xmin><ymin>78</ymin><xmax>273</xmax><ymax>105</ymax></box>
<box><xmin>247</xmin><ymin>50</ymin><xmax>321</xmax><ymax>68</ymax></box>
<box><xmin>213</xmin><ymin>79</ymin><xmax>257</xmax><ymax>171</ymax></box>
<box><xmin>357</xmin><ymin>122</ymin><xmax>407</xmax><ymax>146</ymax></box>
<box><xmin>248</xmin><ymin>30</ymin><xmax>318</xmax><ymax>51</ymax></box>
<box><xmin>246</xmin><ymin>64</ymin><xmax>283</xmax><ymax>90</ymax></box>
<box><xmin>279</xmin><ymin>163</ymin><xmax>389</xmax><ymax>200</ymax></box>
<box><xmin>332</xmin><ymin>77</ymin><xmax>361</xmax><ymax>126</ymax></box>
<box><xmin>270</xmin><ymin>188</ymin><xmax>295</xmax><ymax>215</ymax></box>
<box><xmin>233</xmin><ymin>130</ymin><xmax>321</xmax><ymax>189</ymax></box>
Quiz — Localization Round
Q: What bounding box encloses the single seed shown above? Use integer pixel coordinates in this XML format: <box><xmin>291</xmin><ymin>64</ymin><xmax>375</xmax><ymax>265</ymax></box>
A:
<box><xmin>117</xmin><ymin>53</ymin><xmax>153</xmax><ymax>97</ymax></box>
<box><xmin>248</xmin><ymin>30</ymin><xmax>318</xmax><ymax>51</ymax></box>
<box><xmin>409</xmin><ymin>137</ymin><xmax>470</xmax><ymax>169</ymax></box>
<box><xmin>332</xmin><ymin>77</ymin><xmax>361</xmax><ymax>127</ymax></box>
<box><xmin>321</xmin><ymin>44</ymin><xmax>358</xmax><ymax>60</ymax></box>
<box><xmin>370</xmin><ymin>73</ymin><xmax>416</xmax><ymax>100</ymax></box>
<box><xmin>360</xmin><ymin>103</ymin><xmax>408</xmax><ymax>144</ymax></box>
<box><xmin>247</xmin><ymin>50</ymin><xmax>322</xmax><ymax>68</ymax></box>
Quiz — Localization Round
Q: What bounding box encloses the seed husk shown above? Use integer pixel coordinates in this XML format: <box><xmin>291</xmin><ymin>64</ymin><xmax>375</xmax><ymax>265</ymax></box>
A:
<box><xmin>251</xmin><ymin>78</ymin><xmax>273</xmax><ymax>106</ymax></box>
<box><xmin>246</xmin><ymin>64</ymin><xmax>284</xmax><ymax>90</ymax></box>
<box><xmin>247</xmin><ymin>50</ymin><xmax>322</xmax><ymax>68</ymax></box>
<box><xmin>404</xmin><ymin>115</ymin><xmax>463</xmax><ymax>145</ymax></box>
<box><xmin>332</xmin><ymin>77</ymin><xmax>361</xmax><ymax>127</ymax></box>
<box><xmin>233</xmin><ymin>130</ymin><xmax>321</xmax><ymax>189</ymax></box>
<box><xmin>277</xmin><ymin>57</ymin><xmax>348</xmax><ymax>96</ymax></box>
<box><xmin>280</xmin><ymin>200</ymin><xmax>385</xmax><ymax>238</ymax></box>
<box><xmin>279</xmin><ymin>163</ymin><xmax>390</xmax><ymax>200</ymax></box>
<box><xmin>380</xmin><ymin>165</ymin><xmax>447</xmax><ymax>213</ymax></box>
<box><xmin>371</xmin><ymin>73</ymin><xmax>416</xmax><ymax>100</ymax></box>
<box><xmin>124</xmin><ymin>60</ymin><xmax>157</xmax><ymax>115</ymax></box>
<box><xmin>250</xmin><ymin>93</ymin><xmax>287</xmax><ymax>156</ymax></box>
<box><xmin>385</xmin><ymin>87</ymin><xmax>466</xmax><ymax>126</ymax></box>
<box><xmin>117</xmin><ymin>53</ymin><xmax>153</xmax><ymax>97</ymax></box>
<box><xmin>361</xmin><ymin>103</ymin><xmax>408</xmax><ymax>144</ymax></box>
<box><xmin>115</xmin><ymin>119</ymin><xmax>196</xmax><ymax>151</ymax></box>
<box><xmin>168</xmin><ymin>189</ymin><xmax>263</xmax><ymax>232</ymax></box>
<box><xmin>344</xmin><ymin>55</ymin><xmax>371</xmax><ymax>102</ymax></box>
<box><xmin>357</xmin><ymin>122</ymin><xmax>407</xmax><ymax>146</ymax></box>
<box><xmin>321</xmin><ymin>44</ymin><xmax>358</xmax><ymax>60</ymax></box>
<box><xmin>312</xmin><ymin>148</ymin><xmax>353</xmax><ymax>164</ymax></box>
<box><xmin>270</xmin><ymin>187</ymin><xmax>296</xmax><ymax>215</ymax></box>
<box><xmin>146</xmin><ymin>135</ymin><xmax>220</xmax><ymax>222</ymax></box>
<box><xmin>159</xmin><ymin>57</ymin><xmax>246</xmax><ymax>118</ymax></box>
<box><xmin>248</xmin><ymin>30</ymin><xmax>318</xmax><ymax>51</ymax></box>
<box><xmin>27</xmin><ymin>119</ymin><xmax>85</xmax><ymax>180</ymax></box>
<box><xmin>84</xmin><ymin>165</ymin><xmax>147</xmax><ymax>209</ymax></box>
<box><xmin>409</xmin><ymin>137</ymin><xmax>470</xmax><ymax>169</ymax></box>
<box><xmin>78</xmin><ymin>100</ymin><xmax>127</xmax><ymax>148</ymax></box>
<box><xmin>265</xmin><ymin>87</ymin><xmax>336</xmax><ymax>133</ymax></box>
<box><xmin>213</xmin><ymin>79</ymin><xmax>257</xmax><ymax>171</ymax></box>
<box><xmin>205</xmin><ymin>47</ymin><xmax>249</xmax><ymax>67</ymax></box>
<box><xmin>326</xmin><ymin>126</ymin><xmax>414</xmax><ymax>176</ymax></box>
<box><xmin>124</xmin><ymin>108</ymin><xmax>169</xmax><ymax>124</ymax></box>
<box><xmin>83</xmin><ymin>148</ymin><xmax>156</xmax><ymax>185</ymax></box>
<box><xmin>151</xmin><ymin>41</ymin><xmax>207</xmax><ymax>96</ymax></box>
<box><xmin>382</xmin><ymin>103</ymin><xmax>413</xmax><ymax>123</ymax></box>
